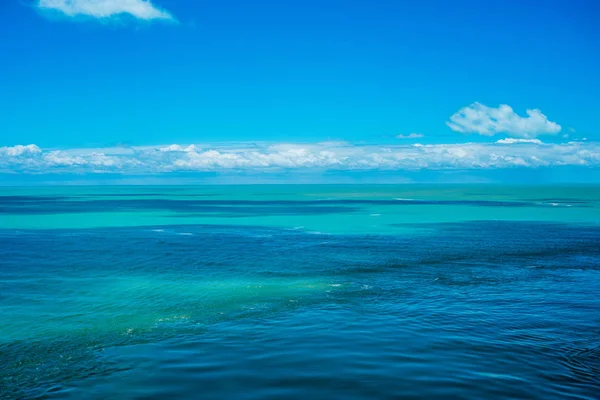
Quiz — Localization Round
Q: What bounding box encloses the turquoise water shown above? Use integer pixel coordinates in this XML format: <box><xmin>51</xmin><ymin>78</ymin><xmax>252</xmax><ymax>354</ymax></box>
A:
<box><xmin>1</xmin><ymin>185</ymin><xmax>599</xmax><ymax>399</ymax></box>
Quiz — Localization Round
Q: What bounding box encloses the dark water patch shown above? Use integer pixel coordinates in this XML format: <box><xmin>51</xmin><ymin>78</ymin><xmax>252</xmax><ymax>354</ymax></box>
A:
<box><xmin>0</xmin><ymin>198</ymin><xmax>361</xmax><ymax>216</ymax></box>
<box><xmin>0</xmin><ymin>195</ymin><xmax>71</xmax><ymax>203</ymax></box>
<box><xmin>524</xmin><ymin>198</ymin><xmax>591</xmax><ymax>203</ymax></box>
<box><xmin>0</xmin><ymin>197</ymin><xmax>593</xmax><ymax>216</ymax></box>
<box><xmin>390</xmin><ymin>221</ymin><xmax>600</xmax><ymax>263</ymax></box>
<box><xmin>0</xmin><ymin>325</ymin><xmax>211</xmax><ymax>399</ymax></box>
<box><xmin>77</xmin><ymin>193</ymin><xmax>221</xmax><ymax>198</ymax></box>
<box><xmin>561</xmin><ymin>345</ymin><xmax>600</xmax><ymax>385</ymax></box>
<box><xmin>165</xmin><ymin>205</ymin><xmax>361</xmax><ymax>216</ymax></box>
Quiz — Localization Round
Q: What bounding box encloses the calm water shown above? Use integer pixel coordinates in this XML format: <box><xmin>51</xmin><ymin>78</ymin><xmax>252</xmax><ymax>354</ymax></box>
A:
<box><xmin>1</xmin><ymin>185</ymin><xmax>599</xmax><ymax>399</ymax></box>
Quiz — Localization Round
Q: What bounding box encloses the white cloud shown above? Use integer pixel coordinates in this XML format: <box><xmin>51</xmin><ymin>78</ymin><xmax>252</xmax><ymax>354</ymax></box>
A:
<box><xmin>1</xmin><ymin>140</ymin><xmax>599</xmax><ymax>174</ymax></box>
<box><xmin>496</xmin><ymin>138</ymin><xmax>543</xmax><ymax>145</ymax></box>
<box><xmin>396</xmin><ymin>133</ymin><xmax>424</xmax><ymax>139</ymax></box>
<box><xmin>159</xmin><ymin>144</ymin><xmax>198</xmax><ymax>152</ymax></box>
<box><xmin>447</xmin><ymin>102</ymin><xmax>561</xmax><ymax>138</ymax></box>
<box><xmin>37</xmin><ymin>0</ymin><xmax>174</xmax><ymax>21</ymax></box>
<box><xmin>0</xmin><ymin>144</ymin><xmax>41</xmax><ymax>156</ymax></box>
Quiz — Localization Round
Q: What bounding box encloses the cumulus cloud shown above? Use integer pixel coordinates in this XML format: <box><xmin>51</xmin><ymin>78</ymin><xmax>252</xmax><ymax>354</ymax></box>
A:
<box><xmin>37</xmin><ymin>0</ymin><xmax>174</xmax><ymax>21</ymax></box>
<box><xmin>159</xmin><ymin>144</ymin><xmax>198</xmax><ymax>152</ymax></box>
<box><xmin>1</xmin><ymin>141</ymin><xmax>599</xmax><ymax>175</ymax></box>
<box><xmin>0</xmin><ymin>144</ymin><xmax>42</xmax><ymax>156</ymax></box>
<box><xmin>396</xmin><ymin>133</ymin><xmax>424</xmax><ymax>139</ymax></box>
<box><xmin>447</xmin><ymin>102</ymin><xmax>561</xmax><ymax>138</ymax></box>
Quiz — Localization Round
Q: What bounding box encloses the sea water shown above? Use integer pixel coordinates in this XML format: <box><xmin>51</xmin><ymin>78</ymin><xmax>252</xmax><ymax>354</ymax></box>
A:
<box><xmin>1</xmin><ymin>185</ymin><xmax>599</xmax><ymax>399</ymax></box>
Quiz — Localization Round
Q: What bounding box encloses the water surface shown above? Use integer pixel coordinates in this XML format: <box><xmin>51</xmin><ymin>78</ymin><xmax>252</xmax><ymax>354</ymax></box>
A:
<box><xmin>1</xmin><ymin>185</ymin><xmax>599</xmax><ymax>399</ymax></box>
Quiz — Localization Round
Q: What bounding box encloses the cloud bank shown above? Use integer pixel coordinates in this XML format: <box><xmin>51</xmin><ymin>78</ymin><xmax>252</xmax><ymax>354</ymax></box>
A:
<box><xmin>447</xmin><ymin>103</ymin><xmax>561</xmax><ymax>138</ymax></box>
<box><xmin>1</xmin><ymin>140</ymin><xmax>598</xmax><ymax>175</ymax></box>
<box><xmin>495</xmin><ymin>138</ymin><xmax>543</xmax><ymax>145</ymax></box>
<box><xmin>396</xmin><ymin>133</ymin><xmax>424</xmax><ymax>139</ymax></box>
<box><xmin>37</xmin><ymin>0</ymin><xmax>174</xmax><ymax>21</ymax></box>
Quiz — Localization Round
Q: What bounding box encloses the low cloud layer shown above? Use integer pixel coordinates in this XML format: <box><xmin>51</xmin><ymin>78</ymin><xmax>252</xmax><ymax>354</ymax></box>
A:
<box><xmin>37</xmin><ymin>0</ymin><xmax>174</xmax><ymax>21</ymax></box>
<box><xmin>1</xmin><ymin>140</ymin><xmax>598</xmax><ymax>175</ymax></box>
<box><xmin>447</xmin><ymin>103</ymin><xmax>561</xmax><ymax>138</ymax></box>
<box><xmin>396</xmin><ymin>133</ymin><xmax>424</xmax><ymax>139</ymax></box>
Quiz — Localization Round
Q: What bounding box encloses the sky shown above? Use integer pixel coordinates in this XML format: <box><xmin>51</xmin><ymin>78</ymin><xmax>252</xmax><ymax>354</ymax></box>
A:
<box><xmin>0</xmin><ymin>0</ymin><xmax>599</xmax><ymax>184</ymax></box>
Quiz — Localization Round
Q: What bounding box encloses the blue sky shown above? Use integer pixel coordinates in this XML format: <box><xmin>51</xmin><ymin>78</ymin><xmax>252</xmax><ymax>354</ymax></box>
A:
<box><xmin>0</xmin><ymin>0</ymin><xmax>599</xmax><ymax>183</ymax></box>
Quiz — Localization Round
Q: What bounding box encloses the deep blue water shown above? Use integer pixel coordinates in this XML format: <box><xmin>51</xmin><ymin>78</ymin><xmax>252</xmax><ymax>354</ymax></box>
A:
<box><xmin>1</xmin><ymin>186</ymin><xmax>599</xmax><ymax>399</ymax></box>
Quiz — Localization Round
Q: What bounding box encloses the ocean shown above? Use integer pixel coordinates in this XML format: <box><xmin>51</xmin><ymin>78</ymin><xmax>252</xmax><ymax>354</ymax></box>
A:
<box><xmin>1</xmin><ymin>185</ymin><xmax>599</xmax><ymax>399</ymax></box>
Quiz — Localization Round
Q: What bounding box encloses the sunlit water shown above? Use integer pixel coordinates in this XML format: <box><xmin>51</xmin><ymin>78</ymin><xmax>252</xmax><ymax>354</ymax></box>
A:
<box><xmin>1</xmin><ymin>185</ymin><xmax>599</xmax><ymax>399</ymax></box>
